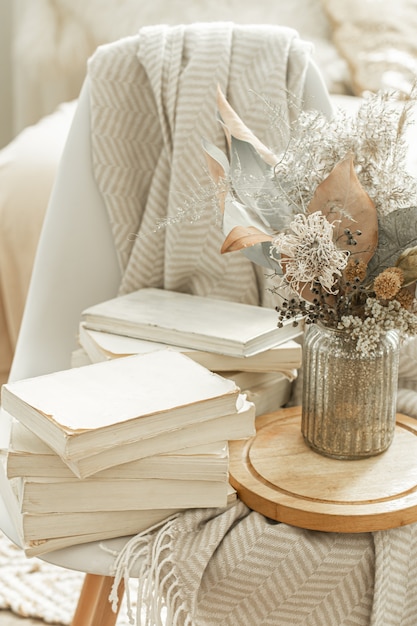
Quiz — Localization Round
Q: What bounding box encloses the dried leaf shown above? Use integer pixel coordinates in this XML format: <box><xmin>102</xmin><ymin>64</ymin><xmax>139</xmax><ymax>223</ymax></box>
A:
<box><xmin>240</xmin><ymin>241</ymin><xmax>283</xmax><ymax>271</ymax></box>
<box><xmin>367</xmin><ymin>207</ymin><xmax>417</xmax><ymax>281</ymax></box>
<box><xmin>307</xmin><ymin>155</ymin><xmax>378</xmax><ymax>264</ymax></box>
<box><xmin>221</xmin><ymin>225</ymin><xmax>273</xmax><ymax>254</ymax></box>
<box><xmin>201</xmin><ymin>138</ymin><xmax>229</xmax><ymax>212</ymax></box>
<box><xmin>222</xmin><ymin>195</ymin><xmax>273</xmax><ymax>236</ymax></box>
<box><xmin>217</xmin><ymin>86</ymin><xmax>277</xmax><ymax>166</ymax></box>
<box><xmin>396</xmin><ymin>246</ymin><xmax>417</xmax><ymax>286</ymax></box>
<box><xmin>201</xmin><ymin>138</ymin><xmax>229</xmax><ymax>183</ymax></box>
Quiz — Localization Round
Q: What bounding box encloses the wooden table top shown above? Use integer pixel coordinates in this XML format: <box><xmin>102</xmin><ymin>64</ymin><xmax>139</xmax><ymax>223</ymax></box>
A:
<box><xmin>229</xmin><ymin>406</ymin><xmax>417</xmax><ymax>533</ymax></box>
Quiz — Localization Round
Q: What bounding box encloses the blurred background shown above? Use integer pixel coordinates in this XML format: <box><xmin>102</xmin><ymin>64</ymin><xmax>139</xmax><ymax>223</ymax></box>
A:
<box><xmin>0</xmin><ymin>0</ymin><xmax>349</xmax><ymax>149</ymax></box>
<box><xmin>0</xmin><ymin>0</ymin><xmax>13</xmax><ymax>148</ymax></box>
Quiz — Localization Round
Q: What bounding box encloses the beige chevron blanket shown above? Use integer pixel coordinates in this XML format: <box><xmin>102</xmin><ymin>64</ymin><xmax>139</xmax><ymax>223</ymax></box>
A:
<box><xmin>88</xmin><ymin>22</ymin><xmax>312</xmax><ymax>307</ymax></box>
<box><xmin>106</xmin><ymin>500</ymin><xmax>417</xmax><ymax>626</ymax></box>
<box><xmin>87</xmin><ymin>23</ymin><xmax>417</xmax><ymax>626</ymax></box>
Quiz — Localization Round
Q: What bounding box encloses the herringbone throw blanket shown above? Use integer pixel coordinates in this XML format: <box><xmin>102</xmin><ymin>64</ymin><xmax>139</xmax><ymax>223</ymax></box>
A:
<box><xmin>107</xmin><ymin>501</ymin><xmax>417</xmax><ymax>626</ymax></box>
<box><xmin>87</xmin><ymin>23</ymin><xmax>417</xmax><ymax>626</ymax></box>
<box><xmin>88</xmin><ymin>22</ymin><xmax>311</xmax><ymax>307</ymax></box>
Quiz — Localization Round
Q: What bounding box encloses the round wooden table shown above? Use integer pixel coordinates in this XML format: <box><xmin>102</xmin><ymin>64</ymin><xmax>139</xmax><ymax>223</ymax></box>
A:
<box><xmin>229</xmin><ymin>406</ymin><xmax>417</xmax><ymax>532</ymax></box>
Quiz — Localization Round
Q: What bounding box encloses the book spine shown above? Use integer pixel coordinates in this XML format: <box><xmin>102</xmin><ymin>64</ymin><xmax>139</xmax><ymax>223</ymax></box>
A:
<box><xmin>18</xmin><ymin>479</ymin><xmax>229</xmax><ymax>513</ymax></box>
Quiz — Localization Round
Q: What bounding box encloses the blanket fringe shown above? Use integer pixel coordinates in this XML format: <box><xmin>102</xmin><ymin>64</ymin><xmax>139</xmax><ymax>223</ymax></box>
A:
<box><xmin>105</xmin><ymin>513</ymin><xmax>180</xmax><ymax>625</ymax></box>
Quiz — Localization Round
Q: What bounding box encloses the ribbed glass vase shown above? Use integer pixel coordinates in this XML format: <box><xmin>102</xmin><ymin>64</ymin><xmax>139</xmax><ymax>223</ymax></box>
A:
<box><xmin>301</xmin><ymin>323</ymin><xmax>400</xmax><ymax>460</ymax></box>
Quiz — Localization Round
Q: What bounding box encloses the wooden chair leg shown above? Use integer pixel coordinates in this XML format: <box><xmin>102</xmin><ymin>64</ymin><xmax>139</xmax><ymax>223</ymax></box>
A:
<box><xmin>71</xmin><ymin>573</ymin><xmax>125</xmax><ymax>626</ymax></box>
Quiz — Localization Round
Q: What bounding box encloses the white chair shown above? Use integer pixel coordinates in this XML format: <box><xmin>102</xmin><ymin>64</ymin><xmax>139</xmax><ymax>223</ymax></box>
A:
<box><xmin>0</xmin><ymin>24</ymin><xmax>334</xmax><ymax>625</ymax></box>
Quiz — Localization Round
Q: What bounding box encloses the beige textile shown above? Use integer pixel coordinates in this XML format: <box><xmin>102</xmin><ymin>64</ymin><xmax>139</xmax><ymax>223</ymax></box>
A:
<box><xmin>88</xmin><ymin>23</ymin><xmax>311</xmax><ymax>308</ymax></box>
<box><xmin>87</xmin><ymin>24</ymin><xmax>417</xmax><ymax>626</ymax></box>
<box><xmin>109</xmin><ymin>501</ymin><xmax>417</xmax><ymax>625</ymax></box>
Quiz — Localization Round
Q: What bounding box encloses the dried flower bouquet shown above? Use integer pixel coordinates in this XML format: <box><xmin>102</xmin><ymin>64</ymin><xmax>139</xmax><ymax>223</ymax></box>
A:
<box><xmin>203</xmin><ymin>87</ymin><xmax>417</xmax><ymax>355</ymax></box>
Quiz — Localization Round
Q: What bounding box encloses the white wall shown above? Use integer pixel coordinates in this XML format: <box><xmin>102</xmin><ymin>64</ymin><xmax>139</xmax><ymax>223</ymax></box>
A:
<box><xmin>0</xmin><ymin>0</ymin><xmax>13</xmax><ymax>148</ymax></box>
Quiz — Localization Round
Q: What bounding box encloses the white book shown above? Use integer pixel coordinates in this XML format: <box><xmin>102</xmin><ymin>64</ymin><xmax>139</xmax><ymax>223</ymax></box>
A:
<box><xmin>22</xmin><ymin>525</ymin><xmax>173</xmax><ymax>558</ymax></box>
<box><xmin>70</xmin><ymin>346</ymin><xmax>92</xmax><ymax>367</ymax></box>
<box><xmin>1</xmin><ymin>351</ymin><xmax>239</xmax><ymax>470</ymax></box>
<box><xmin>59</xmin><ymin>396</ymin><xmax>255</xmax><ymax>478</ymax></box>
<box><xmin>244</xmin><ymin>376</ymin><xmax>293</xmax><ymax>416</ymax></box>
<box><xmin>20</xmin><ymin>485</ymin><xmax>235</xmax><ymax>547</ymax></box>
<box><xmin>19</xmin><ymin>489</ymin><xmax>237</xmax><ymax>558</ymax></box>
<box><xmin>5</xmin><ymin>460</ymin><xmax>178</xmax><ymax>539</ymax></box>
<box><xmin>81</xmin><ymin>288</ymin><xmax>302</xmax><ymax>357</ymax></box>
<box><xmin>222</xmin><ymin>369</ymin><xmax>296</xmax><ymax>391</ymax></box>
<box><xmin>14</xmin><ymin>473</ymin><xmax>230</xmax><ymax>514</ymax></box>
<box><xmin>21</xmin><ymin>508</ymin><xmax>179</xmax><ymax>542</ymax></box>
<box><xmin>78</xmin><ymin>323</ymin><xmax>303</xmax><ymax>372</ymax></box>
<box><xmin>70</xmin><ymin>350</ymin><xmax>296</xmax><ymax>416</ymax></box>
<box><xmin>222</xmin><ymin>370</ymin><xmax>294</xmax><ymax>415</ymax></box>
<box><xmin>0</xmin><ymin>452</ymin><xmax>236</xmax><ymax>557</ymax></box>
<box><xmin>7</xmin><ymin>421</ymin><xmax>229</xmax><ymax>481</ymax></box>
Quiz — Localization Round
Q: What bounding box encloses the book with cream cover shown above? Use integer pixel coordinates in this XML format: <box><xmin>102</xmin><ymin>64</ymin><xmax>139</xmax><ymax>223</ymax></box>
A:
<box><xmin>13</xmin><ymin>473</ymin><xmax>230</xmax><ymax>514</ymax></box>
<box><xmin>0</xmin><ymin>452</ymin><xmax>236</xmax><ymax>557</ymax></box>
<box><xmin>80</xmin><ymin>288</ymin><xmax>302</xmax><ymax>357</ymax></box>
<box><xmin>1</xmin><ymin>351</ymin><xmax>240</xmax><ymax>472</ymax></box>
<box><xmin>7</xmin><ymin>421</ymin><xmax>229</xmax><ymax>481</ymax></box>
<box><xmin>56</xmin><ymin>397</ymin><xmax>255</xmax><ymax>478</ymax></box>
<box><xmin>78</xmin><ymin>323</ymin><xmax>303</xmax><ymax>372</ymax></box>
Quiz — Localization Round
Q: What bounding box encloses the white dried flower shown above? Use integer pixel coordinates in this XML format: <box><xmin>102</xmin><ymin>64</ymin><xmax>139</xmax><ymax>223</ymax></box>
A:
<box><xmin>338</xmin><ymin>297</ymin><xmax>417</xmax><ymax>355</ymax></box>
<box><xmin>270</xmin><ymin>212</ymin><xmax>349</xmax><ymax>295</ymax></box>
<box><xmin>269</xmin><ymin>89</ymin><xmax>417</xmax><ymax>217</ymax></box>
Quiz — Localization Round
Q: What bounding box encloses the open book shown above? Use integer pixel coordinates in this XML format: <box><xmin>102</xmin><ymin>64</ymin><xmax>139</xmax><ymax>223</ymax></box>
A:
<box><xmin>81</xmin><ymin>288</ymin><xmax>302</xmax><ymax>357</ymax></box>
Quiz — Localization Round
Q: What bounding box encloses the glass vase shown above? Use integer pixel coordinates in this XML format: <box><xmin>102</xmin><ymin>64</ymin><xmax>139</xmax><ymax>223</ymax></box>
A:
<box><xmin>301</xmin><ymin>323</ymin><xmax>400</xmax><ymax>460</ymax></box>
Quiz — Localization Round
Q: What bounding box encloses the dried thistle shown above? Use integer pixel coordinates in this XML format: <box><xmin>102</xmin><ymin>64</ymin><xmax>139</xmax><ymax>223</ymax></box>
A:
<box><xmin>373</xmin><ymin>267</ymin><xmax>404</xmax><ymax>300</ymax></box>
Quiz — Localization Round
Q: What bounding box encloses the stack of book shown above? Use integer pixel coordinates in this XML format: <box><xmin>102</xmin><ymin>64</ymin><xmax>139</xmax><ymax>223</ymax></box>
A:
<box><xmin>74</xmin><ymin>288</ymin><xmax>303</xmax><ymax>415</ymax></box>
<box><xmin>1</xmin><ymin>350</ymin><xmax>256</xmax><ymax>556</ymax></box>
<box><xmin>1</xmin><ymin>289</ymin><xmax>303</xmax><ymax>557</ymax></box>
